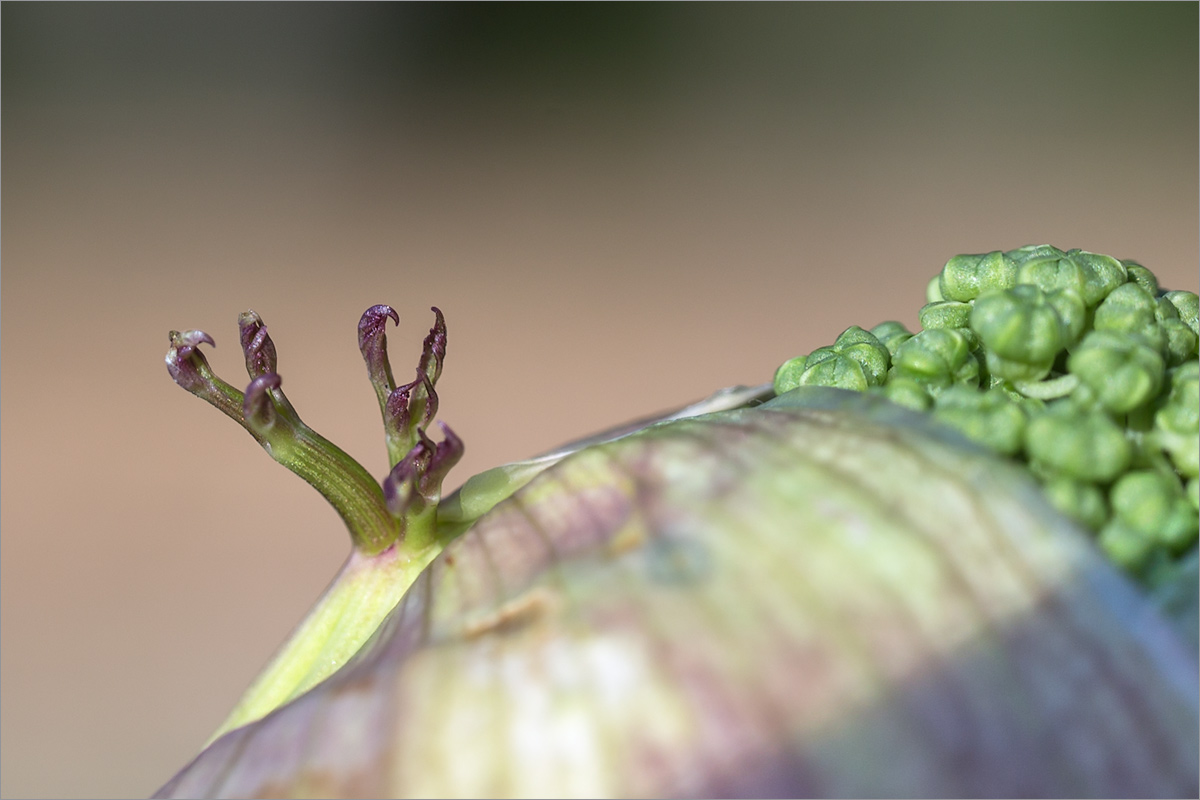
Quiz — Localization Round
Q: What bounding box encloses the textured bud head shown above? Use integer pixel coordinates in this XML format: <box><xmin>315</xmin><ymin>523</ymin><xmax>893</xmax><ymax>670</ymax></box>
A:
<box><xmin>1094</xmin><ymin>282</ymin><xmax>1164</xmax><ymax>353</ymax></box>
<box><xmin>871</xmin><ymin>374</ymin><xmax>930</xmax><ymax>411</ymax></box>
<box><xmin>1067</xmin><ymin>330</ymin><xmax>1164</xmax><ymax>414</ymax></box>
<box><xmin>1006</xmin><ymin>243</ymin><xmax>1069</xmax><ymax>265</ymax></box>
<box><xmin>1045</xmin><ymin>287</ymin><xmax>1087</xmax><ymax>348</ymax></box>
<box><xmin>832</xmin><ymin>325</ymin><xmax>890</xmax><ymax>386</ymax></box>
<box><xmin>798</xmin><ymin>351</ymin><xmax>870</xmax><ymax>392</ymax></box>
<box><xmin>868</xmin><ymin>320</ymin><xmax>913</xmax><ymax>357</ymax></box>
<box><xmin>970</xmin><ymin>285</ymin><xmax>1065</xmax><ymax>366</ymax></box>
<box><xmin>917</xmin><ymin>300</ymin><xmax>972</xmax><ymax>331</ymax></box>
<box><xmin>931</xmin><ymin>384</ymin><xmax>1027</xmax><ymax>455</ymax></box>
<box><xmin>1064</xmin><ymin>249</ymin><xmax>1128</xmax><ymax>307</ymax></box>
<box><xmin>773</xmin><ymin>354</ymin><xmax>808</xmax><ymax>395</ymax></box>
<box><xmin>1161</xmin><ymin>361</ymin><xmax>1200</xmax><ymax>433</ymax></box>
<box><xmin>1155</xmin><ymin>361</ymin><xmax>1200</xmax><ymax>479</ymax></box>
<box><xmin>1163</xmin><ymin>290</ymin><xmax>1200</xmax><ymax>337</ymax></box>
<box><xmin>1025</xmin><ymin>404</ymin><xmax>1131</xmax><ymax>483</ymax></box>
<box><xmin>938</xmin><ymin>250</ymin><xmax>1017</xmax><ymax>301</ymax></box>
<box><xmin>802</xmin><ymin>346</ymin><xmax>839</xmax><ymax>370</ymax></box>
<box><xmin>1161</xmin><ymin>319</ymin><xmax>1199</xmax><ymax>367</ymax></box>
<box><xmin>1155</xmin><ymin>297</ymin><xmax>1200</xmax><ymax>366</ymax></box>
<box><xmin>1123</xmin><ymin>261</ymin><xmax>1161</xmax><ymax>296</ymax></box>
<box><xmin>1016</xmin><ymin>254</ymin><xmax>1085</xmax><ymax>297</ymax></box>
<box><xmin>891</xmin><ymin>328</ymin><xmax>973</xmax><ymax>386</ymax></box>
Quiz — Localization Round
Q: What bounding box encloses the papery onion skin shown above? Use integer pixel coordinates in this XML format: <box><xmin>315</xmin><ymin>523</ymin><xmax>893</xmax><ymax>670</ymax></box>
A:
<box><xmin>158</xmin><ymin>389</ymin><xmax>1199</xmax><ymax>799</ymax></box>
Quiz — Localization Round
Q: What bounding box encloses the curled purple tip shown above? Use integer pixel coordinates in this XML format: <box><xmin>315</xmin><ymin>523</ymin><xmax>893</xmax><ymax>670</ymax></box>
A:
<box><xmin>238</xmin><ymin>310</ymin><xmax>277</xmax><ymax>379</ymax></box>
<box><xmin>419</xmin><ymin>421</ymin><xmax>464</xmax><ymax>498</ymax></box>
<box><xmin>418</xmin><ymin>307</ymin><xmax>447</xmax><ymax>386</ymax></box>
<box><xmin>358</xmin><ymin>305</ymin><xmax>400</xmax><ymax>352</ymax></box>
<box><xmin>382</xmin><ymin>439</ymin><xmax>433</xmax><ymax>517</ymax></box>
<box><xmin>358</xmin><ymin>305</ymin><xmax>400</xmax><ymax>404</ymax></box>
<box><xmin>435</xmin><ymin>421</ymin><xmax>464</xmax><ymax>459</ymax></box>
<box><xmin>176</xmin><ymin>330</ymin><xmax>216</xmax><ymax>349</ymax></box>
<box><xmin>166</xmin><ymin>330</ymin><xmax>217</xmax><ymax>392</ymax></box>
<box><xmin>243</xmin><ymin>373</ymin><xmax>283</xmax><ymax>432</ymax></box>
<box><xmin>385</xmin><ymin>368</ymin><xmax>439</xmax><ymax>438</ymax></box>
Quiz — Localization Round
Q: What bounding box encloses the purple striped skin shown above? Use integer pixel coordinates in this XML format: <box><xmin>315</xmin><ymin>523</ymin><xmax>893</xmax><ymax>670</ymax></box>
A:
<box><xmin>158</xmin><ymin>393</ymin><xmax>1199</xmax><ymax>799</ymax></box>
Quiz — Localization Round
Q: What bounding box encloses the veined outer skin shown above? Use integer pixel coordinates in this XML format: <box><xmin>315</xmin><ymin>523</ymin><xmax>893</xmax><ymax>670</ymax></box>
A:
<box><xmin>158</xmin><ymin>389</ymin><xmax>1199</xmax><ymax>799</ymax></box>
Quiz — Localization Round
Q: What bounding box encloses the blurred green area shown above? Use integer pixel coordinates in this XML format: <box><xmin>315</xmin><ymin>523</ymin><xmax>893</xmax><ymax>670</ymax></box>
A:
<box><xmin>5</xmin><ymin>4</ymin><xmax>1196</xmax><ymax>124</ymax></box>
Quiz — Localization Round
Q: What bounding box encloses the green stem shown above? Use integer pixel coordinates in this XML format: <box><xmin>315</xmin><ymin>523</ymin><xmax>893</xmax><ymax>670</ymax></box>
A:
<box><xmin>207</xmin><ymin>543</ymin><xmax>439</xmax><ymax>741</ymax></box>
<box><xmin>260</xmin><ymin>411</ymin><xmax>399</xmax><ymax>555</ymax></box>
<box><xmin>1014</xmin><ymin>373</ymin><xmax>1079</xmax><ymax>400</ymax></box>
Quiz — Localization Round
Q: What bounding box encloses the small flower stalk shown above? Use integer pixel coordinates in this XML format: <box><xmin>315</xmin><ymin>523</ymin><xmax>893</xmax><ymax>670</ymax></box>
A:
<box><xmin>166</xmin><ymin>306</ymin><xmax>461</xmax><ymax>556</ymax></box>
<box><xmin>166</xmin><ymin>305</ymin><xmax>463</xmax><ymax>737</ymax></box>
<box><xmin>356</xmin><ymin>305</ymin><xmax>462</xmax><ymax>547</ymax></box>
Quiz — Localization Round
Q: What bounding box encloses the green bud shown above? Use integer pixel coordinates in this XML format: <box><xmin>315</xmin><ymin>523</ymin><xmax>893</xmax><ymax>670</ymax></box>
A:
<box><xmin>1188</xmin><ymin>478</ymin><xmax>1199</xmax><ymax>512</ymax></box>
<box><xmin>918</xmin><ymin>301</ymin><xmax>973</xmax><ymax>331</ymax></box>
<box><xmin>871</xmin><ymin>376</ymin><xmax>931</xmax><ymax>412</ymax></box>
<box><xmin>799</xmin><ymin>351</ymin><xmax>870</xmax><ymax>392</ymax></box>
<box><xmin>1064</xmin><ymin>249</ymin><xmax>1128</xmax><ymax>308</ymax></box>
<box><xmin>1160</xmin><ymin>501</ymin><xmax>1197</xmax><ymax>553</ymax></box>
<box><xmin>1122</xmin><ymin>261</ymin><xmax>1160</xmax><ymax>296</ymax></box>
<box><xmin>971</xmin><ymin>285</ymin><xmax>1065</xmax><ymax>369</ymax></box>
<box><xmin>1111</xmin><ymin>470</ymin><xmax>1199</xmax><ymax>552</ymax></box>
<box><xmin>869</xmin><ymin>320</ymin><xmax>913</xmax><ymax>357</ymax></box>
<box><xmin>1161</xmin><ymin>319</ymin><xmax>1199</xmax><ymax>367</ymax></box>
<box><xmin>804</xmin><ymin>346</ymin><xmax>839</xmax><ymax>368</ymax></box>
<box><xmin>774</xmin><ymin>355</ymin><xmax>809</xmax><ymax>395</ymax></box>
<box><xmin>1093</xmin><ymin>282</ymin><xmax>1165</xmax><ymax>353</ymax></box>
<box><xmin>1155</xmin><ymin>298</ymin><xmax>1199</xmax><ymax>366</ymax></box>
<box><xmin>1025</xmin><ymin>404</ymin><xmax>1131</xmax><ymax>483</ymax></box>
<box><xmin>1006</xmin><ymin>244</ymin><xmax>1068</xmax><ymax>266</ymax></box>
<box><xmin>1167</xmin><ymin>360</ymin><xmax>1200</xmax><ymax>419</ymax></box>
<box><xmin>1046</xmin><ymin>288</ymin><xmax>1087</xmax><ymax>348</ymax></box>
<box><xmin>1098</xmin><ymin>519</ymin><xmax>1155</xmax><ymax>571</ymax></box>
<box><xmin>832</xmin><ymin>326</ymin><xmax>890</xmax><ymax>387</ymax></box>
<box><xmin>1016</xmin><ymin>254</ymin><xmax>1085</xmax><ymax>297</ymax></box>
<box><xmin>1041</xmin><ymin>476</ymin><xmax>1109</xmax><ymax>531</ymax></box>
<box><xmin>926</xmin><ymin>275</ymin><xmax>945</xmax><ymax>303</ymax></box>
<box><xmin>1067</xmin><ymin>331</ymin><xmax>1164</xmax><ymax>415</ymax></box>
<box><xmin>931</xmin><ymin>385</ymin><xmax>1027</xmax><ymax>455</ymax></box>
<box><xmin>938</xmin><ymin>250</ymin><xmax>1017</xmax><ymax>302</ymax></box>
<box><xmin>892</xmin><ymin>329</ymin><xmax>978</xmax><ymax>388</ymax></box>
<box><xmin>1112</xmin><ymin>470</ymin><xmax>1178</xmax><ymax>535</ymax></box>
<box><xmin>1163</xmin><ymin>290</ymin><xmax>1199</xmax><ymax>337</ymax></box>
<box><xmin>1155</xmin><ymin>296</ymin><xmax>1181</xmax><ymax>324</ymax></box>
<box><xmin>982</xmin><ymin>351</ymin><xmax>1053</xmax><ymax>383</ymax></box>
<box><xmin>1154</xmin><ymin>362</ymin><xmax>1200</xmax><ymax>478</ymax></box>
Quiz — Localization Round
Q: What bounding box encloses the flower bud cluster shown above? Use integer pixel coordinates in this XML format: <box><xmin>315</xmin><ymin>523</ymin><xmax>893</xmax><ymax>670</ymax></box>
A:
<box><xmin>775</xmin><ymin>245</ymin><xmax>1199</xmax><ymax>585</ymax></box>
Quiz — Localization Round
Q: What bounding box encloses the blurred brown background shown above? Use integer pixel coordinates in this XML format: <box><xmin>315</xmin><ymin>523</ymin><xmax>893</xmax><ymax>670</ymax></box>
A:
<box><xmin>2</xmin><ymin>4</ymin><xmax>1196</xmax><ymax>797</ymax></box>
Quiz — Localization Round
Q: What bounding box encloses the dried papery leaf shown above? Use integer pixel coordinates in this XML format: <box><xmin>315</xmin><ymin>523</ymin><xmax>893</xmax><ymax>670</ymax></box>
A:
<box><xmin>159</xmin><ymin>389</ymin><xmax>1199</xmax><ymax>799</ymax></box>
